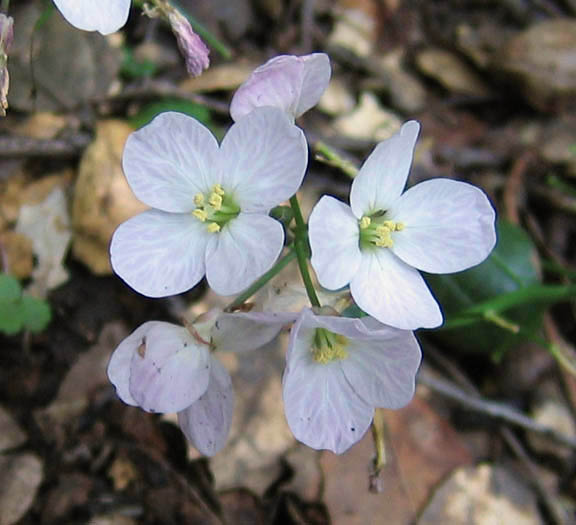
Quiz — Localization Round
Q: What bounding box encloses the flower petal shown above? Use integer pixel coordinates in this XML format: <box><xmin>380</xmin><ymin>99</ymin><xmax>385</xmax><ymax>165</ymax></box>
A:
<box><xmin>309</xmin><ymin>196</ymin><xmax>361</xmax><ymax>290</ymax></box>
<box><xmin>177</xmin><ymin>358</ymin><xmax>234</xmax><ymax>456</ymax></box>
<box><xmin>218</xmin><ymin>107</ymin><xmax>308</xmax><ymax>213</ymax></box>
<box><xmin>53</xmin><ymin>0</ymin><xmax>130</xmax><ymax>34</ymax></box>
<box><xmin>350</xmin><ymin>121</ymin><xmax>420</xmax><ymax>218</ymax></box>
<box><xmin>212</xmin><ymin>311</ymin><xmax>296</xmax><ymax>353</ymax></box>
<box><xmin>127</xmin><ymin>322</ymin><xmax>211</xmax><ymax>413</ymax></box>
<box><xmin>110</xmin><ymin>209</ymin><xmax>209</xmax><ymax>298</ymax></box>
<box><xmin>283</xmin><ymin>312</ymin><xmax>373</xmax><ymax>454</ymax></box>
<box><xmin>230</xmin><ymin>53</ymin><xmax>331</xmax><ymax>121</ymax></box>
<box><xmin>350</xmin><ymin>249</ymin><xmax>442</xmax><ymax>330</ymax></box>
<box><xmin>123</xmin><ymin>112</ymin><xmax>219</xmax><ymax>212</ymax></box>
<box><xmin>205</xmin><ymin>213</ymin><xmax>284</xmax><ymax>296</ymax></box>
<box><xmin>388</xmin><ymin>179</ymin><xmax>497</xmax><ymax>273</ymax></box>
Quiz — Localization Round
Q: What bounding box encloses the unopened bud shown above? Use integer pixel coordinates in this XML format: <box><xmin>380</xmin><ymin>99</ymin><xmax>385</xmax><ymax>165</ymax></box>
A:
<box><xmin>167</xmin><ymin>8</ymin><xmax>209</xmax><ymax>77</ymax></box>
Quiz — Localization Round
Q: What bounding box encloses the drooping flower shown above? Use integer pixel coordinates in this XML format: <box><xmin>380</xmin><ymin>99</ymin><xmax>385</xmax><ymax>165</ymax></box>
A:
<box><xmin>110</xmin><ymin>108</ymin><xmax>308</xmax><ymax>297</ymax></box>
<box><xmin>230</xmin><ymin>53</ymin><xmax>331</xmax><ymax>122</ymax></box>
<box><xmin>282</xmin><ymin>308</ymin><xmax>421</xmax><ymax>454</ymax></box>
<box><xmin>107</xmin><ymin>310</ymin><xmax>291</xmax><ymax>455</ymax></box>
<box><xmin>53</xmin><ymin>0</ymin><xmax>131</xmax><ymax>35</ymax></box>
<box><xmin>309</xmin><ymin>121</ymin><xmax>497</xmax><ymax>330</ymax></box>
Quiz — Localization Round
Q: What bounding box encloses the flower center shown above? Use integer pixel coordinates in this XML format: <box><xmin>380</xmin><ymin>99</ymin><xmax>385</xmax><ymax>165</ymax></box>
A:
<box><xmin>311</xmin><ymin>328</ymin><xmax>349</xmax><ymax>364</ymax></box>
<box><xmin>358</xmin><ymin>212</ymin><xmax>404</xmax><ymax>250</ymax></box>
<box><xmin>192</xmin><ymin>184</ymin><xmax>240</xmax><ymax>233</ymax></box>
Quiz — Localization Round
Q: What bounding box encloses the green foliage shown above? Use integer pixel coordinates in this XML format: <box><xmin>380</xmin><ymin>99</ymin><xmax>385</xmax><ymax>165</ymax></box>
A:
<box><xmin>130</xmin><ymin>98</ymin><xmax>212</xmax><ymax>130</ymax></box>
<box><xmin>0</xmin><ymin>274</ymin><xmax>51</xmax><ymax>335</ymax></box>
<box><xmin>121</xmin><ymin>48</ymin><xmax>158</xmax><ymax>79</ymax></box>
<box><xmin>427</xmin><ymin>220</ymin><xmax>545</xmax><ymax>354</ymax></box>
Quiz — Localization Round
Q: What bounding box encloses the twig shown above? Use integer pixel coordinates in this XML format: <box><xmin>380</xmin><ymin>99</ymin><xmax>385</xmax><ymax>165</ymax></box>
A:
<box><xmin>418</xmin><ymin>369</ymin><xmax>576</xmax><ymax>449</ymax></box>
<box><xmin>0</xmin><ymin>134</ymin><xmax>91</xmax><ymax>157</ymax></box>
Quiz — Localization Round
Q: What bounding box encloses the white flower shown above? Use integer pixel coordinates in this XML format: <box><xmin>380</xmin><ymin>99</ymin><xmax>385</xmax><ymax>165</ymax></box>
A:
<box><xmin>309</xmin><ymin>121</ymin><xmax>496</xmax><ymax>330</ymax></box>
<box><xmin>230</xmin><ymin>53</ymin><xmax>331</xmax><ymax>122</ymax></box>
<box><xmin>110</xmin><ymin>108</ymin><xmax>308</xmax><ymax>297</ymax></box>
<box><xmin>107</xmin><ymin>310</ymin><xmax>290</xmax><ymax>455</ymax></box>
<box><xmin>53</xmin><ymin>0</ymin><xmax>131</xmax><ymax>35</ymax></box>
<box><xmin>283</xmin><ymin>308</ymin><xmax>421</xmax><ymax>454</ymax></box>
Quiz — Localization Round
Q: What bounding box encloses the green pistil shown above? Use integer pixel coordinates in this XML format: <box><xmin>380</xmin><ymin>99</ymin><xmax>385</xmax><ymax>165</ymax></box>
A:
<box><xmin>312</xmin><ymin>328</ymin><xmax>349</xmax><ymax>364</ymax></box>
<box><xmin>358</xmin><ymin>213</ymin><xmax>404</xmax><ymax>250</ymax></box>
<box><xmin>192</xmin><ymin>184</ymin><xmax>240</xmax><ymax>232</ymax></box>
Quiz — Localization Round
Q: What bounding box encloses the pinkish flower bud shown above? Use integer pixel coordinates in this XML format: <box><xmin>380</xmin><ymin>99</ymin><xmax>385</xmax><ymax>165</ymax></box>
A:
<box><xmin>0</xmin><ymin>14</ymin><xmax>13</xmax><ymax>116</ymax></box>
<box><xmin>167</xmin><ymin>8</ymin><xmax>209</xmax><ymax>77</ymax></box>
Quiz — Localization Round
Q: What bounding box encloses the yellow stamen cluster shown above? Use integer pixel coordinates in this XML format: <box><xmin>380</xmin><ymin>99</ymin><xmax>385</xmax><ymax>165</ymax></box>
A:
<box><xmin>312</xmin><ymin>329</ymin><xmax>349</xmax><ymax>364</ymax></box>
<box><xmin>192</xmin><ymin>184</ymin><xmax>237</xmax><ymax>233</ymax></box>
<box><xmin>359</xmin><ymin>214</ymin><xmax>404</xmax><ymax>249</ymax></box>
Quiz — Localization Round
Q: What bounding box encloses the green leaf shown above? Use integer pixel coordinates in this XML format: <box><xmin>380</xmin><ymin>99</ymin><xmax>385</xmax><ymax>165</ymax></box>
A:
<box><xmin>130</xmin><ymin>98</ymin><xmax>212</xmax><ymax>130</ymax></box>
<box><xmin>0</xmin><ymin>300</ymin><xmax>24</xmax><ymax>335</ymax></box>
<box><xmin>121</xmin><ymin>47</ymin><xmax>158</xmax><ymax>79</ymax></box>
<box><xmin>0</xmin><ymin>274</ymin><xmax>22</xmax><ymax>302</ymax></box>
<box><xmin>426</xmin><ymin>220</ymin><xmax>544</xmax><ymax>354</ymax></box>
<box><xmin>20</xmin><ymin>295</ymin><xmax>52</xmax><ymax>333</ymax></box>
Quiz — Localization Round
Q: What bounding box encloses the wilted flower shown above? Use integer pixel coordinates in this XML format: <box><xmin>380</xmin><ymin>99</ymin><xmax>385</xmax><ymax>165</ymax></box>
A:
<box><xmin>282</xmin><ymin>308</ymin><xmax>421</xmax><ymax>454</ymax></box>
<box><xmin>108</xmin><ymin>310</ymin><xmax>291</xmax><ymax>455</ymax></box>
<box><xmin>111</xmin><ymin>108</ymin><xmax>308</xmax><ymax>297</ymax></box>
<box><xmin>309</xmin><ymin>121</ymin><xmax>497</xmax><ymax>330</ymax></box>
<box><xmin>52</xmin><ymin>0</ymin><xmax>131</xmax><ymax>35</ymax></box>
<box><xmin>230</xmin><ymin>53</ymin><xmax>331</xmax><ymax>122</ymax></box>
<box><xmin>166</xmin><ymin>7</ymin><xmax>209</xmax><ymax>77</ymax></box>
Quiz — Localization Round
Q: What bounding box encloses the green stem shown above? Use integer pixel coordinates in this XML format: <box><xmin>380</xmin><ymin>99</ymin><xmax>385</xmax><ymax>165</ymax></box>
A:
<box><xmin>224</xmin><ymin>248</ymin><xmax>297</xmax><ymax>311</ymax></box>
<box><xmin>314</xmin><ymin>141</ymin><xmax>359</xmax><ymax>179</ymax></box>
<box><xmin>290</xmin><ymin>195</ymin><xmax>321</xmax><ymax>308</ymax></box>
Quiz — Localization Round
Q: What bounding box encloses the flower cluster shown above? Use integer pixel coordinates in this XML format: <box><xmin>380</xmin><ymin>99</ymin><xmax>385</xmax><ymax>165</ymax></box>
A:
<box><xmin>109</xmin><ymin>52</ymin><xmax>497</xmax><ymax>455</ymax></box>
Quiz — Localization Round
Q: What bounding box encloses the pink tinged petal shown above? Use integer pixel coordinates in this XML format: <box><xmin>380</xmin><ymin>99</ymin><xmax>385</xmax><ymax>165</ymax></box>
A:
<box><xmin>53</xmin><ymin>0</ymin><xmax>130</xmax><ymax>34</ymax></box>
<box><xmin>128</xmin><ymin>322</ymin><xmax>211</xmax><ymax>413</ymax></box>
<box><xmin>110</xmin><ymin>209</ymin><xmax>210</xmax><ymax>298</ymax></box>
<box><xmin>122</xmin><ymin>112</ymin><xmax>219</xmax><ymax>213</ymax></box>
<box><xmin>218</xmin><ymin>107</ymin><xmax>308</xmax><ymax>212</ymax></box>
<box><xmin>388</xmin><ymin>179</ymin><xmax>497</xmax><ymax>274</ymax></box>
<box><xmin>309</xmin><ymin>196</ymin><xmax>361</xmax><ymax>290</ymax></box>
<box><xmin>212</xmin><ymin>311</ymin><xmax>296</xmax><ymax>353</ymax></box>
<box><xmin>341</xmin><ymin>325</ymin><xmax>421</xmax><ymax>409</ymax></box>
<box><xmin>177</xmin><ymin>358</ymin><xmax>234</xmax><ymax>456</ymax></box>
<box><xmin>205</xmin><ymin>213</ymin><xmax>284</xmax><ymax>296</ymax></box>
<box><xmin>351</xmin><ymin>249</ymin><xmax>443</xmax><ymax>330</ymax></box>
<box><xmin>350</xmin><ymin>121</ymin><xmax>420</xmax><ymax>218</ymax></box>
<box><xmin>283</xmin><ymin>315</ymin><xmax>372</xmax><ymax>454</ymax></box>
<box><xmin>230</xmin><ymin>53</ymin><xmax>331</xmax><ymax>121</ymax></box>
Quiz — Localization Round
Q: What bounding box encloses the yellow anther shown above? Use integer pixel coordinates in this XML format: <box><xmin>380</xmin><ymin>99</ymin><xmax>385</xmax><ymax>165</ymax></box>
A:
<box><xmin>194</xmin><ymin>193</ymin><xmax>205</xmax><ymax>206</ymax></box>
<box><xmin>192</xmin><ymin>209</ymin><xmax>208</xmax><ymax>222</ymax></box>
<box><xmin>359</xmin><ymin>216</ymin><xmax>371</xmax><ymax>229</ymax></box>
<box><xmin>208</xmin><ymin>192</ymin><xmax>223</xmax><ymax>210</ymax></box>
<box><xmin>206</xmin><ymin>222</ymin><xmax>221</xmax><ymax>233</ymax></box>
<box><xmin>212</xmin><ymin>184</ymin><xmax>225</xmax><ymax>196</ymax></box>
<box><xmin>312</xmin><ymin>330</ymin><xmax>349</xmax><ymax>364</ymax></box>
<box><xmin>395</xmin><ymin>222</ymin><xmax>405</xmax><ymax>231</ymax></box>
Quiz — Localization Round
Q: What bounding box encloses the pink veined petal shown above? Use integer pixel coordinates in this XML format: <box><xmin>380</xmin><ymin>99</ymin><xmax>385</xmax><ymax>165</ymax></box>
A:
<box><xmin>123</xmin><ymin>112</ymin><xmax>219</xmax><ymax>212</ymax></box>
<box><xmin>218</xmin><ymin>107</ymin><xmax>308</xmax><ymax>213</ymax></box>
<box><xmin>341</xmin><ymin>326</ymin><xmax>421</xmax><ymax>410</ymax></box>
<box><xmin>388</xmin><ymin>179</ymin><xmax>497</xmax><ymax>274</ymax></box>
<box><xmin>205</xmin><ymin>213</ymin><xmax>284</xmax><ymax>296</ymax></box>
<box><xmin>350</xmin><ymin>121</ymin><xmax>420</xmax><ymax>218</ymax></box>
<box><xmin>283</xmin><ymin>313</ymin><xmax>373</xmax><ymax>454</ymax></box>
<box><xmin>309</xmin><ymin>196</ymin><xmax>361</xmax><ymax>290</ymax></box>
<box><xmin>177</xmin><ymin>358</ymin><xmax>234</xmax><ymax>456</ymax></box>
<box><xmin>230</xmin><ymin>53</ymin><xmax>331</xmax><ymax>121</ymax></box>
<box><xmin>53</xmin><ymin>0</ymin><xmax>130</xmax><ymax>34</ymax></box>
<box><xmin>212</xmin><ymin>311</ymin><xmax>297</xmax><ymax>353</ymax></box>
<box><xmin>110</xmin><ymin>209</ymin><xmax>210</xmax><ymax>298</ymax></box>
<box><xmin>127</xmin><ymin>322</ymin><xmax>211</xmax><ymax>413</ymax></box>
<box><xmin>350</xmin><ymin>249</ymin><xmax>443</xmax><ymax>330</ymax></box>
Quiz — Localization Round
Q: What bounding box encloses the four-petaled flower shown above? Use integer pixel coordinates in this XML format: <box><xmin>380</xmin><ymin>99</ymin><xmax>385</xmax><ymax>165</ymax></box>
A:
<box><xmin>107</xmin><ymin>310</ymin><xmax>290</xmax><ymax>455</ymax></box>
<box><xmin>230</xmin><ymin>53</ymin><xmax>331</xmax><ymax>122</ymax></box>
<box><xmin>309</xmin><ymin>121</ymin><xmax>497</xmax><ymax>330</ymax></box>
<box><xmin>53</xmin><ymin>0</ymin><xmax>131</xmax><ymax>35</ymax></box>
<box><xmin>282</xmin><ymin>308</ymin><xmax>421</xmax><ymax>454</ymax></box>
<box><xmin>110</xmin><ymin>108</ymin><xmax>308</xmax><ymax>297</ymax></box>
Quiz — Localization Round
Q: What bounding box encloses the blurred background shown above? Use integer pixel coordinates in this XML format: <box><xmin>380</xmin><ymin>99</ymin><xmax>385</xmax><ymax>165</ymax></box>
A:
<box><xmin>1</xmin><ymin>0</ymin><xmax>576</xmax><ymax>523</ymax></box>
